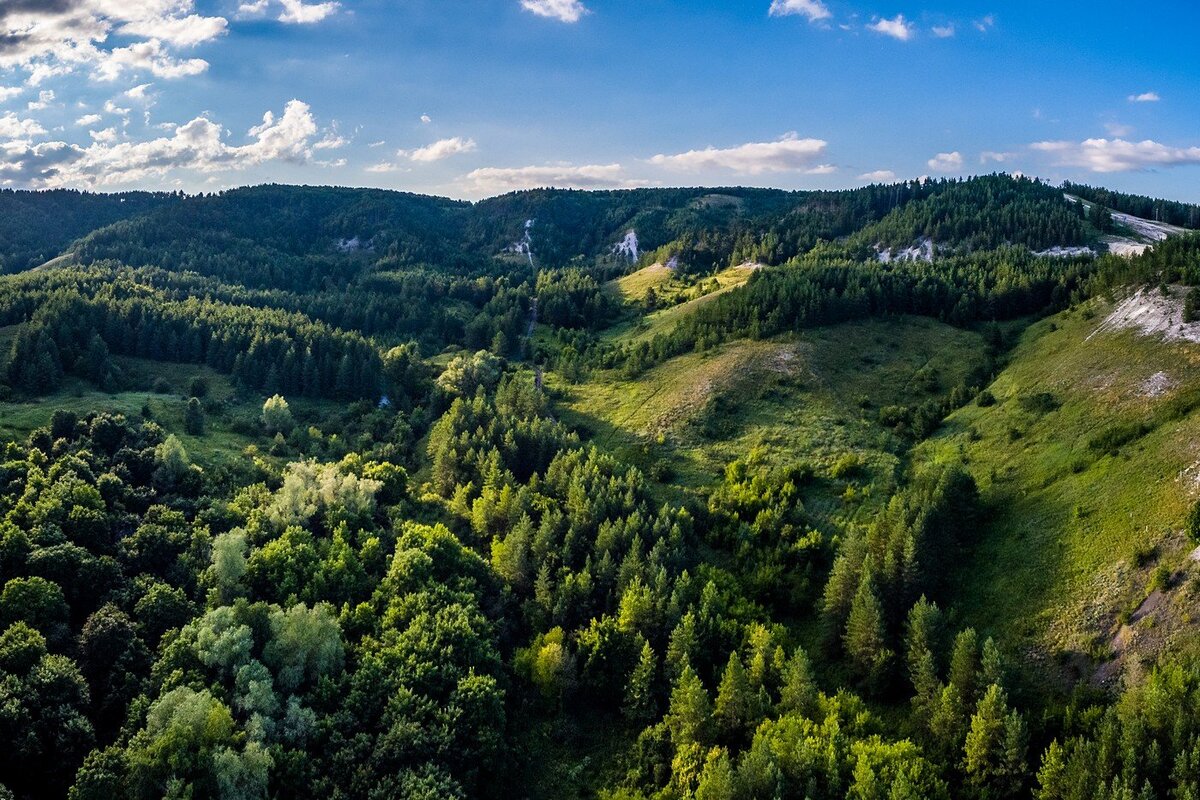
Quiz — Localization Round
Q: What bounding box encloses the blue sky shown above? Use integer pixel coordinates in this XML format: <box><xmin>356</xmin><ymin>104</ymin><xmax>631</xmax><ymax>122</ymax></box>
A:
<box><xmin>1</xmin><ymin>0</ymin><xmax>1198</xmax><ymax>200</ymax></box>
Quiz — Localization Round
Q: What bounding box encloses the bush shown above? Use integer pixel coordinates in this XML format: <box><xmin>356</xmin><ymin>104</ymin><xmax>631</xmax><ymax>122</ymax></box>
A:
<box><xmin>976</xmin><ymin>390</ymin><xmax>996</xmax><ymax>407</ymax></box>
<box><xmin>262</xmin><ymin>394</ymin><xmax>294</xmax><ymax>435</ymax></box>
<box><xmin>830</xmin><ymin>453</ymin><xmax>862</xmax><ymax>480</ymax></box>
<box><xmin>152</xmin><ymin>377</ymin><xmax>172</xmax><ymax>394</ymax></box>
<box><xmin>1017</xmin><ymin>391</ymin><xmax>1060</xmax><ymax>414</ymax></box>
<box><xmin>1187</xmin><ymin>499</ymin><xmax>1200</xmax><ymax>544</ymax></box>
<box><xmin>188</xmin><ymin>376</ymin><xmax>209</xmax><ymax>398</ymax></box>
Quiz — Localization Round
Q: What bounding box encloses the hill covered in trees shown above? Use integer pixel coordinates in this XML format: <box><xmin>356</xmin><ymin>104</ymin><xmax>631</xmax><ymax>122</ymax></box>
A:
<box><xmin>1</xmin><ymin>174</ymin><xmax>1200</xmax><ymax>799</ymax></box>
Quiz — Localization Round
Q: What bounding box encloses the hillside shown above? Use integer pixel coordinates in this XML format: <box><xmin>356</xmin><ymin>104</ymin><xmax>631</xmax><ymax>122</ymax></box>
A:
<box><xmin>4</xmin><ymin>176</ymin><xmax>1200</xmax><ymax>799</ymax></box>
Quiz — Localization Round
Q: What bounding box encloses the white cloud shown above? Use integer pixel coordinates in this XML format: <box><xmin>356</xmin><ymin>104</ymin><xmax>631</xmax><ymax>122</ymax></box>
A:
<box><xmin>648</xmin><ymin>133</ymin><xmax>830</xmax><ymax>174</ymax></box>
<box><xmin>0</xmin><ymin>87</ymin><xmax>22</xmax><ymax>102</ymax></box>
<box><xmin>368</xmin><ymin>140</ymin><xmax>386</xmax><ymax>148</ymax></box>
<box><xmin>931</xmin><ymin>24</ymin><xmax>955</xmax><ymax>38</ymax></box>
<box><xmin>0</xmin><ymin>99</ymin><xmax>320</xmax><ymax>188</ymax></box>
<box><xmin>868</xmin><ymin>14</ymin><xmax>913</xmax><ymax>41</ymax></box>
<box><xmin>1032</xmin><ymin>137</ymin><xmax>1200</xmax><ymax>173</ymax></box>
<box><xmin>365</xmin><ymin>161</ymin><xmax>400</xmax><ymax>173</ymax></box>
<box><xmin>104</xmin><ymin>99</ymin><xmax>131</xmax><ymax>116</ymax></box>
<box><xmin>1128</xmin><ymin>92</ymin><xmax>1160</xmax><ymax>103</ymax></box>
<box><xmin>980</xmin><ymin>151</ymin><xmax>1014</xmax><ymax>164</ymax></box>
<box><xmin>858</xmin><ymin>169</ymin><xmax>896</xmax><ymax>181</ymax></box>
<box><xmin>239</xmin><ymin>0</ymin><xmax>340</xmax><ymax>24</ymax></box>
<box><xmin>0</xmin><ymin>0</ymin><xmax>229</xmax><ymax>83</ymax></box>
<box><xmin>928</xmin><ymin>151</ymin><xmax>964</xmax><ymax>171</ymax></box>
<box><xmin>118</xmin><ymin>13</ymin><xmax>228</xmax><ymax>46</ymax></box>
<box><xmin>768</xmin><ymin>0</ymin><xmax>832</xmax><ymax>23</ymax></box>
<box><xmin>1104</xmin><ymin>122</ymin><xmax>1133</xmax><ymax>137</ymax></box>
<box><xmin>126</xmin><ymin>83</ymin><xmax>154</xmax><ymax>101</ymax></box>
<box><xmin>420</xmin><ymin>114</ymin><xmax>432</xmax><ymax>124</ymax></box>
<box><xmin>95</xmin><ymin>39</ymin><xmax>209</xmax><ymax>81</ymax></box>
<box><xmin>973</xmin><ymin>14</ymin><xmax>995</xmax><ymax>32</ymax></box>
<box><xmin>314</xmin><ymin>133</ymin><xmax>348</xmax><ymax>150</ymax></box>
<box><xmin>90</xmin><ymin>127</ymin><xmax>119</xmax><ymax>144</ymax></box>
<box><xmin>27</xmin><ymin>90</ymin><xmax>55</xmax><ymax>111</ymax></box>
<box><xmin>461</xmin><ymin>163</ymin><xmax>644</xmax><ymax>194</ymax></box>
<box><xmin>520</xmin><ymin>0</ymin><xmax>589</xmax><ymax>23</ymax></box>
<box><xmin>399</xmin><ymin>136</ymin><xmax>477</xmax><ymax>162</ymax></box>
<box><xmin>75</xmin><ymin>113</ymin><xmax>103</xmax><ymax>127</ymax></box>
<box><xmin>0</xmin><ymin>113</ymin><xmax>46</xmax><ymax>140</ymax></box>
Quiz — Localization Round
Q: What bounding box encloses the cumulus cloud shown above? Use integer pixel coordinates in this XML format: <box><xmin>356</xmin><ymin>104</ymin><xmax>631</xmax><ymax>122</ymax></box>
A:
<box><xmin>973</xmin><ymin>14</ymin><xmax>995</xmax><ymax>32</ymax></box>
<box><xmin>520</xmin><ymin>0</ymin><xmax>589</xmax><ymax>23</ymax></box>
<box><xmin>0</xmin><ymin>112</ymin><xmax>47</xmax><ymax>139</ymax></box>
<box><xmin>0</xmin><ymin>87</ymin><xmax>23</xmax><ymax>102</ymax></box>
<box><xmin>399</xmin><ymin>136</ymin><xmax>477</xmax><ymax>162</ymax></box>
<box><xmin>0</xmin><ymin>0</ymin><xmax>229</xmax><ymax>83</ymax></box>
<box><xmin>95</xmin><ymin>39</ymin><xmax>208</xmax><ymax>81</ymax></box>
<box><xmin>461</xmin><ymin>163</ymin><xmax>644</xmax><ymax>194</ymax></box>
<box><xmin>1128</xmin><ymin>92</ymin><xmax>1160</xmax><ymax>103</ymax></box>
<box><xmin>75</xmin><ymin>113</ymin><xmax>103</xmax><ymax>126</ymax></box>
<box><xmin>768</xmin><ymin>0</ymin><xmax>832</xmax><ymax>23</ymax></box>
<box><xmin>931</xmin><ymin>24</ymin><xmax>954</xmax><ymax>38</ymax></box>
<box><xmin>1031</xmin><ymin>138</ymin><xmax>1200</xmax><ymax>173</ymax></box>
<box><xmin>858</xmin><ymin>169</ymin><xmax>896</xmax><ymax>182</ymax></box>
<box><xmin>27</xmin><ymin>90</ymin><xmax>55</xmax><ymax>110</ymax></box>
<box><xmin>118</xmin><ymin>13</ymin><xmax>228</xmax><ymax>46</ymax></box>
<box><xmin>927</xmin><ymin>151</ymin><xmax>963</xmax><ymax>171</ymax></box>
<box><xmin>0</xmin><ymin>99</ymin><xmax>320</xmax><ymax>188</ymax></box>
<box><xmin>980</xmin><ymin>151</ymin><xmax>1014</xmax><ymax>164</ymax></box>
<box><xmin>868</xmin><ymin>14</ymin><xmax>913</xmax><ymax>41</ymax></box>
<box><xmin>420</xmin><ymin>114</ymin><xmax>432</xmax><ymax>124</ymax></box>
<box><xmin>648</xmin><ymin>133</ymin><xmax>830</xmax><ymax>175</ymax></box>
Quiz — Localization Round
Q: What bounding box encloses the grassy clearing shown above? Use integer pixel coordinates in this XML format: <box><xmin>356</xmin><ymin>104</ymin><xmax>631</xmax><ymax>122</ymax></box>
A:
<box><xmin>608</xmin><ymin>262</ymin><xmax>674</xmax><ymax>303</ymax></box>
<box><xmin>603</xmin><ymin>263</ymin><xmax>761</xmax><ymax>344</ymax></box>
<box><xmin>915</xmin><ymin>299</ymin><xmax>1200</xmax><ymax>654</ymax></box>
<box><xmin>0</xmin><ymin>356</ymin><xmax>341</xmax><ymax>470</ymax></box>
<box><xmin>557</xmin><ymin>316</ymin><xmax>987</xmax><ymax>521</ymax></box>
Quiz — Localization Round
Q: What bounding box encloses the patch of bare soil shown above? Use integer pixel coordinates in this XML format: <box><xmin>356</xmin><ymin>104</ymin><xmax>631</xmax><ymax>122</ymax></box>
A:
<box><xmin>1140</xmin><ymin>371</ymin><xmax>1177</xmax><ymax>398</ymax></box>
<box><xmin>1089</xmin><ymin>287</ymin><xmax>1200</xmax><ymax>344</ymax></box>
<box><xmin>1084</xmin><ymin>533</ymin><xmax>1200</xmax><ymax>689</ymax></box>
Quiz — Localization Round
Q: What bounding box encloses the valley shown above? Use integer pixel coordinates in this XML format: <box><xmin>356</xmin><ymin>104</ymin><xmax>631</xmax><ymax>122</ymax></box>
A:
<box><xmin>2</xmin><ymin>176</ymin><xmax>1200</xmax><ymax>799</ymax></box>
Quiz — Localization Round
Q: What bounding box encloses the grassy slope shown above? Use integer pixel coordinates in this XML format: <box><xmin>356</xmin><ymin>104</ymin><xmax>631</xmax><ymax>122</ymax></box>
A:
<box><xmin>603</xmin><ymin>263</ymin><xmax>760</xmax><ymax>344</ymax></box>
<box><xmin>558</xmin><ymin>316</ymin><xmax>988</xmax><ymax>522</ymax></box>
<box><xmin>916</xmin><ymin>299</ymin><xmax>1200</xmax><ymax>659</ymax></box>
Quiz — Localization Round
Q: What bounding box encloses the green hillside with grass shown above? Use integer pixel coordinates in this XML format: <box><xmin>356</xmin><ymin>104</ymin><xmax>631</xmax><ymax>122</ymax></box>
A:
<box><xmin>5</xmin><ymin>177</ymin><xmax>1200</xmax><ymax>799</ymax></box>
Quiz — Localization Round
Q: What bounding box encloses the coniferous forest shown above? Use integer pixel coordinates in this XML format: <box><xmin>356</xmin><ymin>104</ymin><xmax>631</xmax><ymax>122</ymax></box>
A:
<box><xmin>4</xmin><ymin>175</ymin><xmax>1200</xmax><ymax>800</ymax></box>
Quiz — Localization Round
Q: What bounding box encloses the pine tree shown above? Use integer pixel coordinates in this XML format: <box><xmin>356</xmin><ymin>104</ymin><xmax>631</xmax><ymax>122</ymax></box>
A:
<box><xmin>623</xmin><ymin>640</ymin><xmax>657</xmax><ymax>724</ymax></box>
<box><xmin>948</xmin><ymin>628</ymin><xmax>980</xmax><ymax>704</ymax></box>
<box><xmin>1035</xmin><ymin>740</ymin><xmax>1066</xmax><ymax>800</ymax></box>
<box><xmin>666</xmin><ymin>664</ymin><xmax>711</xmax><ymax>748</ymax></box>
<box><xmin>713</xmin><ymin>652</ymin><xmax>760</xmax><ymax>742</ymax></box>
<box><xmin>777</xmin><ymin>647</ymin><xmax>817</xmax><ymax>718</ymax></box>
<box><xmin>695</xmin><ymin>748</ymin><xmax>735</xmax><ymax>800</ymax></box>
<box><xmin>964</xmin><ymin>683</ymin><xmax>1027</xmax><ymax>798</ymax></box>
<box><xmin>666</xmin><ymin>612</ymin><xmax>698</xmax><ymax>682</ymax></box>
<box><xmin>844</xmin><ymin>561</ymin><xmax>892</xmax><ymax>688</ymax></box>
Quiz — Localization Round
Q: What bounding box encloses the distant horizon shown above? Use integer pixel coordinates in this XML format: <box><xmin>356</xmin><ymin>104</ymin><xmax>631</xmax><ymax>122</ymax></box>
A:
<box><xmin>3</xmin><ymin>171</ymin><xmax>1191</xmax><ymax>207</ymax></box>
<box><xmin>1</xmin><ymin>2</ymin><xmax>1199</xmax><ymax>201</ymax></box>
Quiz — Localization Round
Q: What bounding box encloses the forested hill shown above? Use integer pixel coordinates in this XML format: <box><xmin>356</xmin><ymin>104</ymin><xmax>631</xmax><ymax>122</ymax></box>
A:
<box><xmin>29</xmin><ymin>173</ymin><xmax>1110</xmax><ymax>283</ymax></box>
<box><xmin>4</xmin><ymin>174</ymin><xmax>1200</xmax><ymax>799</ymax></box>
<box><xmin>0</xmin><ymin>189</ymin><xmax>176</xmax><ymax>273</ymax></box>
